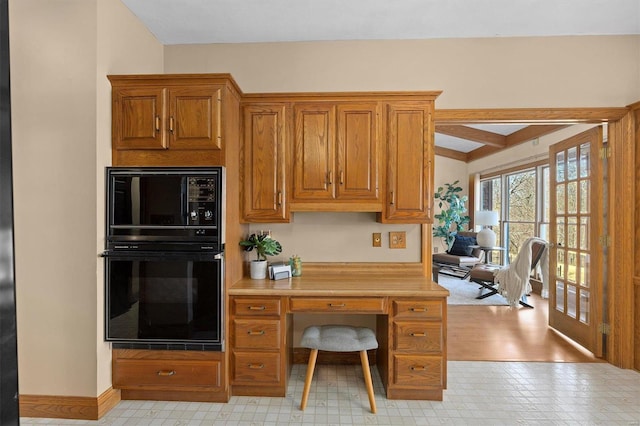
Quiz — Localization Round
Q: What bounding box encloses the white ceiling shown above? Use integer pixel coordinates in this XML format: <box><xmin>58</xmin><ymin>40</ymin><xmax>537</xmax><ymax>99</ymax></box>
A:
<box><xmin>121</xmin><ymin>0</ymin><xmax>640</xmax><ymax>45</ymax></box>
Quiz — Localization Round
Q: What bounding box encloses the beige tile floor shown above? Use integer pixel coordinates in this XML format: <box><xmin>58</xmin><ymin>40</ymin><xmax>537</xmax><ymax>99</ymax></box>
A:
<box><xmin>21</xmin><ymin>361</ymin><xmax>640</xmax><ymax>425</ymax></box>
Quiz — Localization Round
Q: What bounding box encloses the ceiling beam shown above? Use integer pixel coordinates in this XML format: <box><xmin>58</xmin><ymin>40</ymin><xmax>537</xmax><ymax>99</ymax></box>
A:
<box><xmin>434</xmin><ymin>146</ymin><xmax>468</xmax><ymax>162</ymax></box>
<box><xmin>435</xmin><ymin>107</ymin><xmax>629</xmax><ymax>124</ymax></box>
<box><xmin>435</xmin><ymin>125</ymin><xmax>506</xmax><ymax>148</ymax></box>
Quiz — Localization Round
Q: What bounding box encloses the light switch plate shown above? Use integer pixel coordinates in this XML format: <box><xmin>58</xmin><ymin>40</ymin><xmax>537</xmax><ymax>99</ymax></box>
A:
<box><xmin>389</xmin><ymin>231</ymin><xmax>406</xmax><ymax>249</ymax></box>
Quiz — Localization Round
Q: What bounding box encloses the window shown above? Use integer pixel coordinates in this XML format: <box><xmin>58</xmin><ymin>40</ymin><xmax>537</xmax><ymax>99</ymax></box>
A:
<box><xmin>480</xmin><ymin>163</ymin><xmax>549</xmax><ymax>264</ymax></box>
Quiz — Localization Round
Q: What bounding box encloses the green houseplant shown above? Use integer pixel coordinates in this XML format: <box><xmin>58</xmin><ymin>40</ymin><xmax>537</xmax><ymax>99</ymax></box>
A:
<box><xmin>433</xmin><ymin>180</ymin><xmax>471</xmax><ymax>251</ymax></box>
<box><xmin>240</xmin><ymin>232</ymin><xmax>283</xmax><ymax>279</ymax></box>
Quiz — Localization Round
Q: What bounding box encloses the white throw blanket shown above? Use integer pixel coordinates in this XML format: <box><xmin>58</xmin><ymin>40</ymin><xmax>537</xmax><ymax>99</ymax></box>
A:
<box><xmin>494</xmin><ymin>237</ymin><xmax>549</xmax><ymax>307</ymax></box>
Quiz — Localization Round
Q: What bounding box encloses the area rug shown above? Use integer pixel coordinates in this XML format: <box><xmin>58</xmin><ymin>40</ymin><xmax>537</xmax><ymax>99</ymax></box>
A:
<box><xmin>437</xmin><ymin>274</ymin><xmax>509</xmax><ymax>306</ymax></box>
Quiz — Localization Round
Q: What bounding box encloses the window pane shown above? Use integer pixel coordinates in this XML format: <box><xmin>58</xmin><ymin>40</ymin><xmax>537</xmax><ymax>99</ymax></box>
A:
<box><xmin>567</xmin><ymin>181</ymin><xmax>578</xmax><ymax>214</ymax></box>
<box><xmin>556</xmin><ymin>151</ymin><xmax>565</xmax><ymax>182</ymax></box>
<box><xmin>580</xmin><ymin>253</ymin><xmax>590</xmax><ymax>288</ymax></box>
<box><xmin>557</xmin><ymin>250</ymin><xmax>566</xmax><ymax>279</ymax></box>
<box><xmin>542</xmin><ymin>166</ymin><xmax>550</xmax><ymax>222</ymax></box>
<box><xmin>580</xmin><ymin>180</ymin><xmax>589</xmax><ymax>214</ymax></box>
<box><xmin>567</xmin><ymin>217</ymin><xmax>577</xmax><ymax>249</ymax></box>
<box><xmin>555</xmin><ymin>280</ymin><xmax>565</xmax><ymax>312</ymax></box>
<box><xmin>580</xmin><ymin>289</ymin><xmax>590</xmax><ymax>324</ymax></box>
<box><xmin>580</xmin><ymin>217</ymin><xmax>589</xmax><ymax>250</ymax></box>
<box><xmin>556</xmin><ymin>183</ymin><xmax>565</xmax><ymax>214</ymax></box>
<box><xmin>567</xmin><ymin>284</ymin><xmax>577</xmax><ymax>318</ymax></box>
<box><xmin>504</xmin><ymin>222</ymin><xmax>535</xmax><ymax>263</ymax></box>
<box><xmin>567</xmin><ymin>250</ymin><xmax>577</xmax><ymax>283</ymax></box>
<box><xmin>567</xmin><ymin>147</ymin><xmax>578</xmax><ymax>180</ymax></box>
<box><xmin>557</xmin><ymin>217</ymin><xmax>565</xmax><ymax>248</ymax></box>
<box><xmin>579</xmin><ymin>143</ymin><xmax>590</xmax><ymax>178</ymax></box>
<box><xmin>507</xmin><ymin>170</ymin><xmax>536</xmax><ymax>222</ymax></box>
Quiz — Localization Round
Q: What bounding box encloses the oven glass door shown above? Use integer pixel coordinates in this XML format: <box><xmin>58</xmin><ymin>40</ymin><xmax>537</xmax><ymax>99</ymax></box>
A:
<box><xmin>105</xmin><ymin>253</ymin><xmax>223</xmax><ymax>347</ymax></box>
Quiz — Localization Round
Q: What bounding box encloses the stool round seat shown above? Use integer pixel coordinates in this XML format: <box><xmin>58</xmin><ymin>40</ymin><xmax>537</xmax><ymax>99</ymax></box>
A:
<box><xmin>299</xmin><ymin>325</ymin><xmax>378</xmax><ymax>414</ymax></box>
<box><xmin>300</xmin><ymin>325</ymin><xmax>378</xmax><ymax>352</ymax></box>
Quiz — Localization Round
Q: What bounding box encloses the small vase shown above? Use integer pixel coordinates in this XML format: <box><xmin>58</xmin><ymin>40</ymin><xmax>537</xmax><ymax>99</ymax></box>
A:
<box><xmin>249</xmin><ymin>260</ymin><xmax>268</xmax><ymax>279</ymax></box>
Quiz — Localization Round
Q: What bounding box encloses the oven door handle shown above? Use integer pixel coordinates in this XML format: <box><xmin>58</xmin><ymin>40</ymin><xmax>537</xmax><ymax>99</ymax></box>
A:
<box><xmin>101</xmin><ymin>250</ymin><xmax>223</xmax><ymax>261</ymax></box>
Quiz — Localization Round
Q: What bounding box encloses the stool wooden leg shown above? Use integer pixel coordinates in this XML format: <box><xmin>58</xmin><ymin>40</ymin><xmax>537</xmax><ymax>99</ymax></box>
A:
<box><xmin>359</xmin><ymin>350</ymin><xmax>376</xmax><ymax>414</ymax></box>
<box><xmin>300</xmin><ymin>349</ymin><xmax>318</xmax><ymax>410</ymax></box>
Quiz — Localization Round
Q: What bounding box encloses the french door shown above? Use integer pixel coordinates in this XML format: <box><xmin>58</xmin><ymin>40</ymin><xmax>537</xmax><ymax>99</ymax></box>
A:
<box><xmin>548</xmin><ymin>127</ymin><xmax>603</xmax><ymax>356</ymax></box>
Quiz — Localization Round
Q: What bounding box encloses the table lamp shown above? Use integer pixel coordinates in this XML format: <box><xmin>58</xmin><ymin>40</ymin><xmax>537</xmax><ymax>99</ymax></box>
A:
<box><xmin>475</xmin><ymin>210</ymin><xmax>499</xmax><ymax>247</ymax></box>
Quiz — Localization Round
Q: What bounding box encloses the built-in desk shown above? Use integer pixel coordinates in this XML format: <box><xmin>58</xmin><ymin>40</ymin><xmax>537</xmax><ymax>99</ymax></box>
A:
<box><xmin>229</xmin><ymin>274</ymin><xmax>449</xmax><ymax>401</ymax></box>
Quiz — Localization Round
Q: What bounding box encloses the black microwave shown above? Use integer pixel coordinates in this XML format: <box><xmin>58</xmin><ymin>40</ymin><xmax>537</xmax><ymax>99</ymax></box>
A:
<box><xmin>105</xmin><ymin>166</ymin><xmax>225</xmax><ymax>251</ymax></box>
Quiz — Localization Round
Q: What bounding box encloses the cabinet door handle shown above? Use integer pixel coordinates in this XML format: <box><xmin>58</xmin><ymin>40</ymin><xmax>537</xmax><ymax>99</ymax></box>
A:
<box><xmin>410</xmin><ymin>332</ymin><xmax>427</xmax><ymax>337</ymax></box>
<box><xmin>390</xmin><ymin>191</ymin><xmax>395</xmax><ymax>205</ymax></box>
<box><xmin>411</xmin><ymin>365</ymin><xmax>427</xmax><ymax>371</ymax></box>
<box><xmin>410</xmin><ymin>307</ymin><xmax>427</xmax><ymax>312</ymax></box>
<box><xmin>248</xmin><ymin>363</ymin><xmax>264</xmax><ymax>369</ymax></box>
<box><xmin>277</xmin><ymin>191</ymin><xmax>282</xmax><ymax>206</ymax></box>
<box><xmin>155</xmin><ymin>115</ymin><xmax>161</xmax><ymax>132</ymax></box>
<box><xmin>339</xmin><ymin>171</ymin><xmax>344</xmax><ymax>185</ymax></box>
<box><xmin>157</xmin><ymin>370</ymin><xmax>176</xmax><ymax>376</ymax></box>
<box><xmin>248</xmin><ymin>330</ymin><xmax>265</xmax><ymax>336</ymax></box>
<box><xmin>248</xmin><ymin>306</ymin><xmax>266</xmax><ymax>311</ymax></box>
<box><xmin>327</xmin><ymin>171</ymin><xmax>333</xmax><ymax>185</ymax></box>
<box><xmin>169</xmin><ymin>116</ymin><xmax>175</xmax><ymax>133</ymax></box>
<box><xmin>328</xmin><ymin>303</ymin><xmax>346</xmax><ymax>308</ymax></box>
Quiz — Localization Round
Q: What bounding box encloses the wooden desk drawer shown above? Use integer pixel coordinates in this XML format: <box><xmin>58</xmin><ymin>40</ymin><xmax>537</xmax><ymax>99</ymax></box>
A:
<box><xmin>113</xmin><ymin>359</ymin><xmax>221</xmax><ymax>388</ymax></box>
<box><xmin>394</xmin><ymin>322</ymin><xmax>443</xmax><ymax>353</ymax></box>
<box><xmin>232</xmin><ymin>352</ymin><xmax>281</xmax><ymax>384</ymax></box>
<box><xmin>393</xmin><ymin>355</ymin><xmax>443</xmax><ymax>388</ymax></box>
<box><xmin>233</xmin><ymin>298</ymin><xmax>281</xmax><ymax>316</ymax></box>
<box><xmin>289</xmin><ymin>297</ymin><xmax>385</xmax><ymax>313</ymax></box>
<box><xmin>233</xmin><ymin>319</ymin><xmax>281</xmax><ymax>350</ymax></box>
<box><xmin>393</xmin><ymin>300</ymin><xmax>443</xmax><ymax>320</ymax></box>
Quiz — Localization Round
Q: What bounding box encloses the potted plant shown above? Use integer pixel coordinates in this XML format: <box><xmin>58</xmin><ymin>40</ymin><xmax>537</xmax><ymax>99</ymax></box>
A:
<box><xmin>240</xmin><ymin>232</ymin><xmax>283</xmax><ymax>279</ymax></box>
<box><xmin>433</xmin><ymin>180</ymin><xmax>471</xmax><ymax>251</ymax></box>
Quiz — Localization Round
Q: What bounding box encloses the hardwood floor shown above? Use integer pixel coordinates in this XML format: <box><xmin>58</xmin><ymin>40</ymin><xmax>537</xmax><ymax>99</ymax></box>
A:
<box><xmin>447</xmin><ymin>293</ymin><xmax>602</xmax><ymax>362</ymax></box>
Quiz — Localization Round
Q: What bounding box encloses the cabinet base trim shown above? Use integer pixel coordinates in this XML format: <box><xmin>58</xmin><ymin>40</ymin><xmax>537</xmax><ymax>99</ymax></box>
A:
<box><xmin>231</xmin><ymin>385</ymin><xmax>286</xmax><ymax>397</ymax></box>
<box><xmin>19</xmin><ymin>387</ymin><xmax>121</xmax><ymax>420</ymax></box>
<box><xmin>121</xmin><ymin>388</ymin><xmax>229</xmax><ymax>403</ymax></box>
<box><xmin>386</xmin><ymin>388</ymin><xmax>443</xmax><ymax>401</ymax></box>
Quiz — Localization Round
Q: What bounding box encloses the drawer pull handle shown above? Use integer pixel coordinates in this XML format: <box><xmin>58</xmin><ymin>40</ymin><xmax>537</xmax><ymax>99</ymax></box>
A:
<box><xmin>410</xmin><ymin>332</ymin><xmax>427</xmax><ymax>337</ymax></box>
<box><xmin>157</xmin><ymin>370</ymin><xmax>176</xmax><ymax>376</ymax></box>
<box><xmin>248</xmin><ymin>330</ymin><xmax>265</xmax><ymax>335</ymax></box>
<box><xmin>411</xmin><ymin>366</ymin><xmax>427</xmax><ymax>371</ymax></box>
<box><xmin>155</xmin><ymin>115</ymin><xmax>161</xmax><ymax>132</ymax></box>
<box><xmin>329</xmin><ymin>303</ymin><xmax>346</xmax><ymax>308</ymax></box>
<box><xmin>248</xmin><ymin>306</ymin><xmax>266</xmax><ymax>311</ymax></box>
<box><xmin>410</xmin><ymin>307</ymin><xmax>427</xmax><ymax>312</ymax></box>
<box><xmin>248</xmin><ymin>363</ymin><xmax>265</xmax><ymax>369</ymax></box>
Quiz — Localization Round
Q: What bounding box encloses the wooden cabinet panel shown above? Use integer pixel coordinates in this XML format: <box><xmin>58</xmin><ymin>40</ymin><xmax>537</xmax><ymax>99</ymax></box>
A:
<box><xmin>232</xmin><ymin>352</ymin><xmax>281</xmax><ymax>384</ymax></box>
<box><xmin>382</xmin><ymin>103</ymin><xmax>433</xmax><ymax>223</ymax></box>
<box><xmin>232</xmin><ymin>297</ymin><xmax>282</xmax><ymax>317</ymax></box>
<box><xmin>233</xmin><ymin>319</ymin><xmax>281</xmax><ymax>350</ymax></box>
<box><xmin>113</xmin><ymin>359</ymin><xmax>221</xmax><ymax>388</ymax></box>
<box><xmin>393</xmin><ymin>322</ymin><xmax>443</xmax><ymax>353</ymax></box>
<box><xmin>289</xmin><ymin>297</ymin><xmax>386</xmax><ymax>313</ymax></box>
<box><xmin>112</xmin><ymin>87</ymin><xmax>166</xmax><ymax>150</ymax></box>
<box><xmin>336</xmin><ymin>103</ymin><xmax>379</xmax><ymax>200</ymax></box>
<box><xmin>169</xmin><ymin>87</ymin><xmax>221</xmax><ymax>150</ymax></box>
<box><xmin>293</xmin><ymin>104</ymin><xmax>335</xmax><ymax>200</ymax></box>
<box><xmin>242</xmin><ymin>104</ymin><xmax>288</xmax><ymax>222</ymax></box>
<box><xmin>393</xmin><ymin>355</ymin><xmax>443</xmax><ymax>388</ymax></box>
<box><xmin>393</xmin><ymin>300</ymin><xmax>443</xmax><ymax>320</ymax></box>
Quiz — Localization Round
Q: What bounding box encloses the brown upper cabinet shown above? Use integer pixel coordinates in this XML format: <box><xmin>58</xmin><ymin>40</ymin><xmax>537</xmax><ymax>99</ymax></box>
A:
<box><xmin>292</xmin><ymin>102</ymin><xmax>380</xmax><ymax>206</ymax></box>
<box><xmin>378</xmin><ymin>102</ymin><xmax>434</xmax><ymax>223</ymax></box>
<box><xmin>108</xmin><ymin>74</ymin><xmax>242</xmax><ymax>166</ymax></box>
<box><xmin>241</xmin><ymin>104</ymin><xmax>289</xmax><ymax>223</ymax></box>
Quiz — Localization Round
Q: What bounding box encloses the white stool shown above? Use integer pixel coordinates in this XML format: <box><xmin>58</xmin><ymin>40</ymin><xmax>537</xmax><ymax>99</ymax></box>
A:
<box><xmin>299</xmin><ymin>325</ymin><xmax>378</xmax><ymax>413</ymax></box>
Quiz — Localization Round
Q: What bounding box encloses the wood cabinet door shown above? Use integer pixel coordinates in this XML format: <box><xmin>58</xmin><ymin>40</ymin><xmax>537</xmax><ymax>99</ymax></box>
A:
<box><xmin>168</xmin><ymin>86</ymin><xmax>222</xmax><ymax>150</ymax></box>
<box><xmin>242</xmin><ymin>104</ymin><xmax>289</xmax><ymax>222</ymax></box>
<box><xmin>384</xmin><ymin>103</ymin><xmax>433</xmax><ymax>222</ymax></box>
<box><xmin>336</xmin><ymin>103</ymin><xmax>379</xmax><ymax>200</ymax></box>
<box><xmin>112</xmin><ymin>87</ymin><xmax>166</xmax><ymax>150</ymax></box>
<box><xmin>292</xmin><ymin>103</ymin><xmax>336</xmax><ymax>200</ymax></box>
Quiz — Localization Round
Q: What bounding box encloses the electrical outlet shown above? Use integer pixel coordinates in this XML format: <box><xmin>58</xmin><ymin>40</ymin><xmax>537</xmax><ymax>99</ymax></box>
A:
<box><xmin>372</xmin><ymin>232</ymin><xmax>382</xmax><ymax>247</ymax></box>
<box><xmin>389</xmin><ymin>231</ymin><xmax>406</xmax><ymax>249</ymax></box>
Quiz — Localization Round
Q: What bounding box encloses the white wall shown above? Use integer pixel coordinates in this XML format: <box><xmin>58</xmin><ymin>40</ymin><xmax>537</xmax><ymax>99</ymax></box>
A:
<box><xmin>10</xmin><ymin>0</ymin><xmax>163</xmax><ymax>398</ymax></box>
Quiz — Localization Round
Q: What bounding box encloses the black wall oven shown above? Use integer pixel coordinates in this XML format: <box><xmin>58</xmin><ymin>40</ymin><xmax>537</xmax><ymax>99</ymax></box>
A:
<box><xmin>103</xmin><ymin>167</ymin><xmax>225</xmax><ymax>351</ymax></box>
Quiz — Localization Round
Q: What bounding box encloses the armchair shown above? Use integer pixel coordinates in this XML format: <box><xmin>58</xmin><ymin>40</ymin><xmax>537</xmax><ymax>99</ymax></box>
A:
<box><xmin>432</xmin><ymin>231</ymin><xmax>484</xmax><ymax>279</ymax></box>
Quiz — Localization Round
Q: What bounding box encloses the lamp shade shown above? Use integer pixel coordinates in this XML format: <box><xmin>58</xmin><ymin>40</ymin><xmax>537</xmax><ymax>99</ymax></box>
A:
<box><xmin>475</xmin><ymin>210</ymin><xmax>499</xmax><ymax>247</ymax></box>
<box><xmin>475</xmin><ymin>210</ymin><xmax>499</xmax><ymax>226</ymax></box>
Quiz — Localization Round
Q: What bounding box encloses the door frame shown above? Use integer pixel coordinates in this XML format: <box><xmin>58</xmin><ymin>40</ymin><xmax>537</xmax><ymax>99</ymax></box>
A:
<box><xmin>434</xmin><ymin>107</ymin><xmax>635</xmax><ymax>368</ymax></box>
